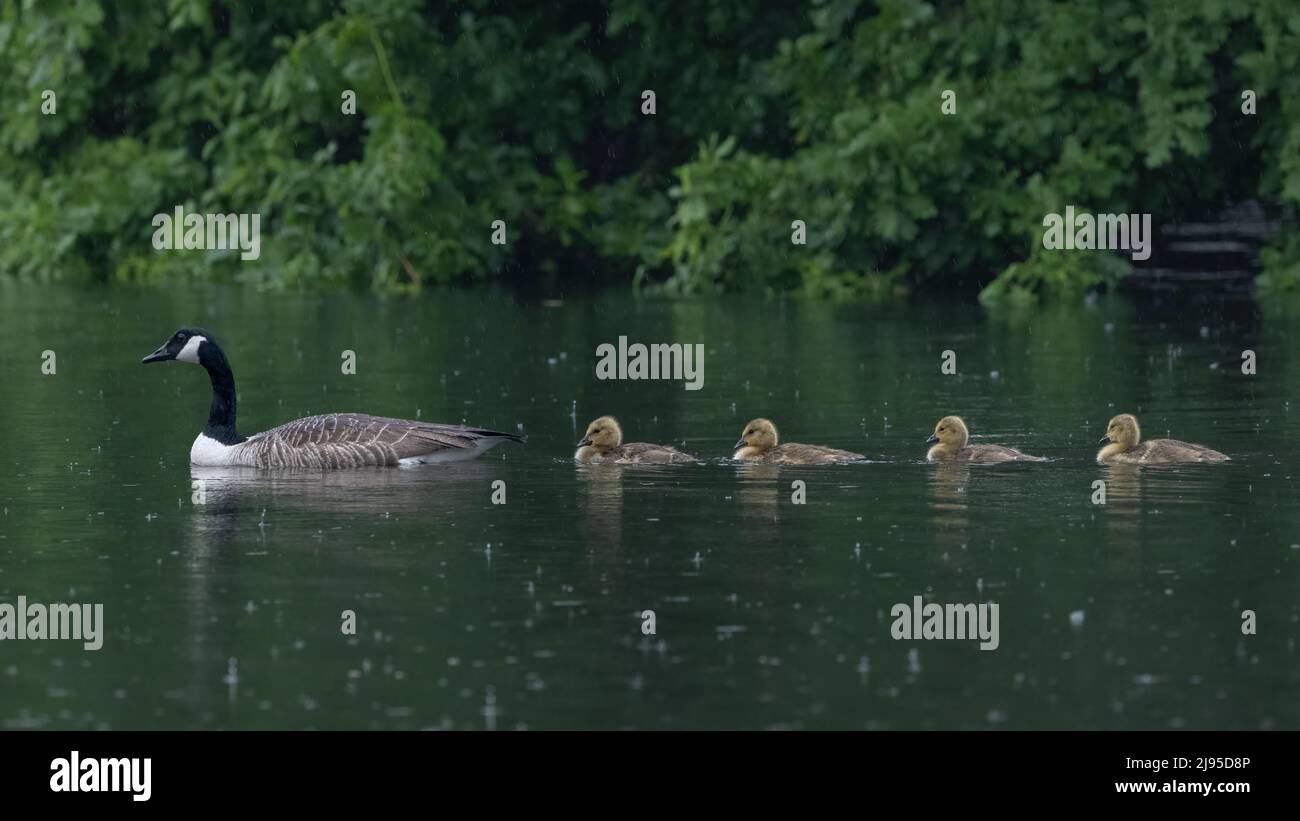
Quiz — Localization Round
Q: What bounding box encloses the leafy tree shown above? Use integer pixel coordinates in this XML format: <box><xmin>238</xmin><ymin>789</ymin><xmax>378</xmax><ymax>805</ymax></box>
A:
<box><xmin>1</xmin><ymin>0</ymin><xmax>1296</xmax><ymax>299</ymax></box>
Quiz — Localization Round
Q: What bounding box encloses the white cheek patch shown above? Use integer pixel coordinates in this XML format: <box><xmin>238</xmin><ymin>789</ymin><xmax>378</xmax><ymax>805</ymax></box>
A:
<box><xmin>176</xmin><ymin>335</ymin><xmax>207</xmax><ymax>364</ymax></box>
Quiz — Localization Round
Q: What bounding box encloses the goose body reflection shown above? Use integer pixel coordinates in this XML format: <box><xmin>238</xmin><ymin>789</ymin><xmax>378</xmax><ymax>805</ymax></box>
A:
<box><xmin>190</xmin><ymin>462</ymin><xmax>500</xmax><ymax>516</ymax></box>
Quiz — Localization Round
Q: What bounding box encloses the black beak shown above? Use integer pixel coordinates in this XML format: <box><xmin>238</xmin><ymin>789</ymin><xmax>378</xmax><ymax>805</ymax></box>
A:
<box><xmin>142</xmin><ymin>343</ymin><xmax>172</xmax><ymax>364</ymax></box>
<box><xmin>577</xmin><ymin>437</ymin><xmax>592</xmax><ymax>448</ymax></box>
<box><xmin>733</xmin><ymin>437</ymin><xmax>747</xmax><ymax>449</ymax></box>
<box><xmin>1098</xmin><ymin>435</ymin><xmax>1111</xmax><ymax>444</ymax></box>
<box><xmin>926</xmin><ymin>434</ymin><xmax>939</xmax><ymax>444</ymax></box>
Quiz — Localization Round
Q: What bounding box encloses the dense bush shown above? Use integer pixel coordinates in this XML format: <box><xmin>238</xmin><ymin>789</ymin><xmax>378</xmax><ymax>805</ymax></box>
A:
<box><xmin>1</xmin><ymin>0</ymin><xmax>1297</xmax><ymax>299</ymax></box>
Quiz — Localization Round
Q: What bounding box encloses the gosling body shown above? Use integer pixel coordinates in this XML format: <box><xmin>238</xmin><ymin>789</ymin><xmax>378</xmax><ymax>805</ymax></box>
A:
<box><xmin>575</xmin><ymin>416</ymin><xmax>697</xmax><ymax>464</ymax></box>
<box><xmin>1097</xmin><ymin>414</ymin><xmax>1229</xmax><ymax>464</ymax></box>
<box><xmin>732</xmin><ymin>418</ymin><xmax>864</xmax><ymax>464</ymax></box>
<box><xmin>925</xmin><ymin>416</ymin><xmax>1046</xmax><ymax>463</ymax></box>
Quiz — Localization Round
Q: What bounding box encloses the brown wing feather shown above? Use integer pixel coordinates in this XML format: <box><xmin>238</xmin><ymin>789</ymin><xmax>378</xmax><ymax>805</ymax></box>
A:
<box><xmin>243</xmin><ymin>413</ymin><xmax>522</xmax><ymax>468</ymax></box>
<box><xmin>769</xmin><ymin>443</ymin><xmax>865</xmax><ymax>464</ymax></box>
<box><xmin>963</xmin><ymin>444</ymin><xmax>1046</xmax><ymax>463</ymax></box>
<box><xmin>1136</xmin><ymin>438</ymin><xmax>1230</xmax><ymax>463</ymax></box>
<box><xmin>614</xmin><ymin>442</ymin><xmax>699</xmax><ymax>464</ymax></box>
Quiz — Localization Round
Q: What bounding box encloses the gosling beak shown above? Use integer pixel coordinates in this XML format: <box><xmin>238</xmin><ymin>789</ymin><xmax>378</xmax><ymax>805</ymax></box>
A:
<box><xmin>1098</xmin><ymin>435</ymin><xmax>1112</xmax><ymax>445</ymax></box>
<box><xmin>733</xmin><ymin>437</ymin><xmax>747</xmax><ymax>450</ymax></box>
<box><xmin>925</xmin><ymin>434</ymin><xmax>939</xmax><ymax>444</ymax></box>
<box><xmin>141</xmin><ymin>343</ymin><xmax>172</xmax><ymax>364</ymax></box>
<box><xmin>576</xmin><ymin>437</ymin><xmax>592</xmax><ymax>448</ymax></box>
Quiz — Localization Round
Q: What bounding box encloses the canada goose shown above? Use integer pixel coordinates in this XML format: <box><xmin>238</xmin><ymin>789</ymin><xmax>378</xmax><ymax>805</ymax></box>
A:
<box><xmin>1097</xmin><ymin>414</ymin><xmax>1229</xmax><ymax>464</ymax></box>
<box><xmin>732</xmin><ymin>418</ymin><xmax>864</xmax><ymax>464</ymax></box>
<box><xmin>926</xmin><ymin>416</ymin><xmax>1046</xmax><ymax>463</ymax></box>
<box><xmin>142</xmin><ymin>327</ymin><xmax>523</xmax><ymax>468</ymax></box>
<box><xmin>575</xmin><ymin>416</ymin><xmax>697</xmax><ymax>463</ymax></box>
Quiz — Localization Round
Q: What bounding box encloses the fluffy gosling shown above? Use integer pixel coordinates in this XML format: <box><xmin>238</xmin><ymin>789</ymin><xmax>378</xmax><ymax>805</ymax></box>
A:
<box><xmin>1097</xmin><ymin>413</ymin><xmax>1229</xmax><ymax>464</ymax></box>
<box><xmin>925</xmin><ymin>416</ymin><xmax>1046</xmax><ymax>463</ymax></box>
<box><xmin>732</xmin><ymin>418</ymin><xmax>865</xmax><ymax>464</ymax></box>
<box><xmin>575</xmin><ymin>416</ymin><xmax>698</xmax><ymax>464</ymax></box>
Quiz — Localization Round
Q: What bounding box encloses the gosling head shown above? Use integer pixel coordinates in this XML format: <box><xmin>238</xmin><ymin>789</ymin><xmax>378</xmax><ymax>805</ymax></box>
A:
<box><xmin>142</xmin><ymin>327</ymin><xmax>216</xmax><ymax>366</ymax></box>
<box><xmin>577</xmin><ymin>416</ymin><xmax>623</xmax><ymax>450</ymax></box>
<box><xmin>926</xmin><ymin>415</ymin><xmax>969</xmax><ymax>449</ymax></box>
<box><xmin>735</xmin><ymin>418</ymin><xmax>778</xmax><ymax>453</ymax></box>
<box><xmin>1100</xmin><ymin>413</ymin><xmax>1141</xmax><ymax>450</ymax></box>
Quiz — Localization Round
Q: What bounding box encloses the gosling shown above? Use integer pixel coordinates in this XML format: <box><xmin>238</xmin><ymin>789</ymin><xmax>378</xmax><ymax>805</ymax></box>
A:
<box><xmin>926</xmin><ymin>416</ymin><xmax>1046</xmax><ymax>463</ymax></box>
<box><xmin>732</xmin><ymin>418</ymin><xmax>865</xmax><ymax>464</ymax></box>
<box><xmin>575</xmin><ymin>416</ymin><xmax>698</xmax><ymax>464</ymax></box>
<box><xmin>1097</xmin><ymin>414</ymin><xmax>1229</xmax><ymax>464</ymax></box>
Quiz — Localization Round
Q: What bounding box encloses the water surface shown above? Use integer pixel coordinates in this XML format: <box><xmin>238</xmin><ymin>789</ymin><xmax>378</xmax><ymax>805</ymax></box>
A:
<box><xmin>1</xmin><ymin>283</ymin><xmax>1297</xmax><ymax>729</ymax></box>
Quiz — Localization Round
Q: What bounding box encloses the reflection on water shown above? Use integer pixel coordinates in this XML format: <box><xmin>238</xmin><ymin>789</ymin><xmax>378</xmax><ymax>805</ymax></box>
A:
<box><xmin>575</xmin><ymin>463</ymin><xmax>624</xmax><ymax>551</ymax></box>
<box><xmin>734</xmin><ymin>463</ymin><xmax>781</xmax><ymax>525</ymax></box>
<box><xmin>190</xmin><ymin>462</ymin><xmax>500</xmax><ymax>516</ymax></box>
<box><xmin>926</xmin><ymin>461</ymin><xmax>970</xmax><ymax>561</ymax></box>
<box><xmin>927</xmin><ymin>462</ymin><xmax>970</xmax><ymax>519</ymax></box>
<box><xmin>1</xmin><ymin>283</ymin><xmax>1298</xmax><ymax>729</ymax></box>
<box><xmin>1100</xmin><ymin>464</ymin><xmax>1143</xmax><ymax>541</ymax></box>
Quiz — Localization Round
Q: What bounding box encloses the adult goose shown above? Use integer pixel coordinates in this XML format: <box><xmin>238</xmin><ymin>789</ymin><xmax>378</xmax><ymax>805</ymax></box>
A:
<box><xmin>142</xmin><ymin>327</ymin><xmax>524</xmax><ymax>468</ymax></box>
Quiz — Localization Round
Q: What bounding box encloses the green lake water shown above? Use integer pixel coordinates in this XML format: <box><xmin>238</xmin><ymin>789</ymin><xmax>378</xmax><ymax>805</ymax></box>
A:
<box><xmin>0</xmin><ymin>282</ymin><xmax>1297</xmax><ymax>729</ymax></box>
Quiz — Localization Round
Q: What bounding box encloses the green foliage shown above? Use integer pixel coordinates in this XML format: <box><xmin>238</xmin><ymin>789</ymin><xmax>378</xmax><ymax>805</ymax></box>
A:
<box><xmin>979</xmin><ymin>248</ymin><xmax>1133</xmax><ymax>306</ymax></box>
<box><xmin>1258</xmin><ymin>233</ymin><xmax>1300</xmax><ymax>292</ymax></box>
<box><xmin>662</xmin><ymin>0</ymin><xmax>1300</xmax><ymax>300</ymax></box>
<box><xmin>1</xmin><ymin>0</ymin><xmax>1298</xmax><ymax>298</ymax></box>
<box><xmin>2</xmin><ymin>0</ymin><xmax>779</xmax><ymax>290</ymax></box>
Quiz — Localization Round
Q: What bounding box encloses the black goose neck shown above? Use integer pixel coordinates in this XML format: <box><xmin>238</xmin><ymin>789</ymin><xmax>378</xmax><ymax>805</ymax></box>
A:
<box><xmin>200</xmin><ymin>343</ymin><xmax>245</xmax><ymax>445</ymax></box>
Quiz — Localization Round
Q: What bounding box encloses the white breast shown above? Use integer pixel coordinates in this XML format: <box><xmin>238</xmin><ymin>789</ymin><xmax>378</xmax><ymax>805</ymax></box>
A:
<box><xmin>190</xmin><ymin>433</ymin><xmax>243</xmax><ymax>466</ymax></box>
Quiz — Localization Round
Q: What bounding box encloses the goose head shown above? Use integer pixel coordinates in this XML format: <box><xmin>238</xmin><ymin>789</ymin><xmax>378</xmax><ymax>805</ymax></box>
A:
<box><xmin>926</xmin><ymin>415</ymin><xmax>969</xmax><ymax>449</ymax></box>
<box><xmin>1100</xmin><ymin>413</ymin><xmax>1140</xmax><ymax>450</ymax></box>
<box><xmin>735</xmin><ymin>418</ymin><xmax>778</xmax><ymax>454</ymax></box>
<box><xmin>142</xmin><ymin>327</ymin><xmax>215</xmax><ymax>366</ymax></box>
<box><xmin>577</xmin><ymin>416</ymin><xmax>623</xmax><ymax>450</ymax></box>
